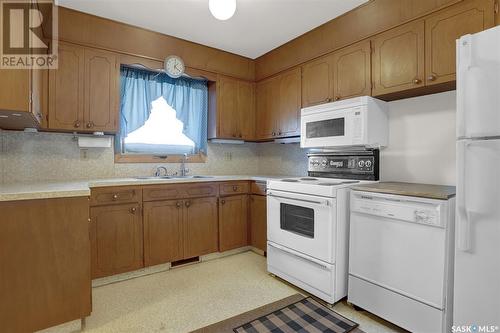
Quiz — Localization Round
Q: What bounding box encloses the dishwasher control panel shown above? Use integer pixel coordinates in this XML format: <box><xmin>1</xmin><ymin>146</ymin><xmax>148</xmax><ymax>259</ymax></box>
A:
<box><xmin>350</xmin><ymin>192</ymin><xmax>445</xmax><ymax>228</ymax></box>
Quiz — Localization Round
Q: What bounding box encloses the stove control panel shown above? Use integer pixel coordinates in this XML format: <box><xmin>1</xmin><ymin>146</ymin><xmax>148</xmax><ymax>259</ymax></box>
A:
<box><xmin>307</xmin><ymin>150</ymin><xmax>379</xmax><ymax>180</ymax></box>
<box><xmin>309</xmin><ymin>156</ymin><xmax>374</xmax><ymax>172</ymax></box>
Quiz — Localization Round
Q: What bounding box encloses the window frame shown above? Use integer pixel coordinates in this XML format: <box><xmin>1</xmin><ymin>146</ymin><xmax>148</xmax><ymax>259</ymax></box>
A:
<box><xmin>115</xmin><ymin>57</ymin><xmax>216</xmax><ymax>164</ymax></box>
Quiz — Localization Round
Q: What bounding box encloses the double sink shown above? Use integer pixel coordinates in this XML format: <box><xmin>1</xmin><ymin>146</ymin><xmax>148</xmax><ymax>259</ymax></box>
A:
<box><xmin>135</xmin><ymin>175</ymin><xmax>214</xmax><ymax>180</ymax></box>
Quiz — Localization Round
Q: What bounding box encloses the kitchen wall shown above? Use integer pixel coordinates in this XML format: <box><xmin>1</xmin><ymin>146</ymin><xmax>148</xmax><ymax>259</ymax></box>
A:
<box><xmin>0</xmin><ymin>91</ymin><xmax>456</xmax><ymax>185</ymax></box>
<box><xmin>380</xmin><ymin>91</ymin><xmax>456</xmax><ymax>186</ymax></box>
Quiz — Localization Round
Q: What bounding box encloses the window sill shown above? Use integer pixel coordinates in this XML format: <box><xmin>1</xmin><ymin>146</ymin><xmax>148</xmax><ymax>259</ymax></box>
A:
<box><xmin>114</xmin><ymin>152</ymin><xmax>207</xmax><ymax>163</ymax></box>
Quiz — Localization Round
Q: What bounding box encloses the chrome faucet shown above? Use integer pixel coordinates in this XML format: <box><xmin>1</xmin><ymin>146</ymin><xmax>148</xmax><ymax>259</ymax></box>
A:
<box><xmin>180</xmin><ymin>153</ymin><xmax>190</xmax><ymax>177</ymax></box>
<box><xmin>154</xmin><ymin>166</ymin><xmax>168</xmax><ymax>177</ymax></box>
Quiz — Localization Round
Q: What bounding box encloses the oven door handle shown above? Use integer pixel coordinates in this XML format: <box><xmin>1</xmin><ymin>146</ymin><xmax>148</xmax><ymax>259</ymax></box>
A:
<box><xmin>267</xmin><ymin>192</ymin><xmax>330</xmax><ymax>206</ymax></box>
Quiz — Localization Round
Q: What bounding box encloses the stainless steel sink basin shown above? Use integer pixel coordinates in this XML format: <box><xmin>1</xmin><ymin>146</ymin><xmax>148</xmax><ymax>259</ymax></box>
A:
<box><xmin>135</xmin><ymin>176</ymin><xmax>172</xmax><ymax>180</ymax></box>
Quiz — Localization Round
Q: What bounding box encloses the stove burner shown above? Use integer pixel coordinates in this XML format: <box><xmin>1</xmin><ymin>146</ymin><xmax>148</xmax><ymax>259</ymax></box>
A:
<box><xmin>281</xmin><ymin>179</ymin><xmax>299</xmax><ymax>182</ymax></box>
<box><xmin>317</xmin><ymin>182</ymin><xmax>342</xmax><ymax>186</ymax></box>
<box><xmin>300</xmin><ymin>177</ymin><xmax>318</xmax><ymax>181</ymax></box>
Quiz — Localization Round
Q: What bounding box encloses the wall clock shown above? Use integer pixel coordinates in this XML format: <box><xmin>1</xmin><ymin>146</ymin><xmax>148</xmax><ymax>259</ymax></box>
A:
<box><xmin>164</xmin><ymin>55</ymin><xmax>185</xmax><ymax>78</ymax></box>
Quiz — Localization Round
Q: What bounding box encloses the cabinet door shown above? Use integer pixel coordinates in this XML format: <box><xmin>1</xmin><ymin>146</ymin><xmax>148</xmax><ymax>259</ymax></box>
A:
<box><xmin>237</xmin><ymin>80</ymin><xmax>255</xmax><ymax>140</ymax></box>
<box><xmin>425</xmin><ymin>0</ymin><xmax>494</xmax><ymax>86</ymax></box>
<box><xmin>217</xmin><ymin>76</ymin><xmax>239</xmax><ymax>139</ymax></box>
<box><xmin>143</xmin><ymin>200</ymin><xmax>183</xmax><ymax>267</ymax></box>
<box><xmin>332</xmin><ymin>40</ymin><xmax>372</xmax><ymax>101</ymax></box>
<box><xmin>372</xmin><ymin>20</ymin><xmax>425</xmax><ymax>96</ymax></box>
<box><xmin>301</xmin><ymin>55</ymin><xmax>334</xmax><ymax>107</ymax></box>
<box><xmin>183</xmin><ymin>197</ymin><xmax>218</xmax><ymax>258</ymax></box>
<box><xmin>90</xmin><ymin>203</ymin><xmax>143</xmax><ymax>278</ymax></box>
<box><xmin>219</xmin><ymin>195</ymin><xmax>249</xmax><ymax>252</ymax></box>
<box><xmin>250</xmin><ymin>195</ymin><xmax>267</xmax><ymax>252</ymax></box>
<box><xmin>0</xmin><ymin>69</ymin><xmax>30</xmax><ymax>112</ymax></box>
<box><xmin>278</xmin><ymin>67</ymin><xmax>302</xmax><ymax>137</ymax></box>
<box><xmin>84</xmin><ymin>48</ymin><xmax>118</xmax><ymax>132</ymax></box>
<box><xmin>255</xmin><ymin>78</ymin><xmax>277</xmax><ymax>139</ymax></box>
<box><xmin>48</xmin><ymin>42</ymin><xmax>85</xmax><ymax>130</ymax></box>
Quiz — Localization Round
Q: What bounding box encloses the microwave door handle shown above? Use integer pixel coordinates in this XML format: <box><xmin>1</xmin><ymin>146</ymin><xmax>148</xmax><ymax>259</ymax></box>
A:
<box><xmin>267</xmin><ymin>193</ymin><xmax>330</xmax><ymax>207</ymax></box>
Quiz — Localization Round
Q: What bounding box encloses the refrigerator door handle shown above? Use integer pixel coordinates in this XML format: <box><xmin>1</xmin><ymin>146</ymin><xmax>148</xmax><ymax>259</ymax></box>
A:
<box><xmin>457</xmin><ymin>141</ymin><xmax>472</xmax><ymax>252</ymax></box>
<box><xmin>460</xmin><ymin>34</ymin><xmax>473</xmax><ymax>70</ymax></box>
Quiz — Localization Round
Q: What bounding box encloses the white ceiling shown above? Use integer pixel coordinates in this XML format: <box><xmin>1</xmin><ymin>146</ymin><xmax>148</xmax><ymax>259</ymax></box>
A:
<box><xmin>57</xmin><ymin>0</ymin><xmax>368</xmax><ymax>59</ymax></box>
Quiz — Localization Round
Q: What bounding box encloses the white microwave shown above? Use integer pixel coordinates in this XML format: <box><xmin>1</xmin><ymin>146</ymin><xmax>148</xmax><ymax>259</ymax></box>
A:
<box><xmin>300</xmin><ymin>96</ymin><xmax>388</xmax><ymax>149</ymax></box>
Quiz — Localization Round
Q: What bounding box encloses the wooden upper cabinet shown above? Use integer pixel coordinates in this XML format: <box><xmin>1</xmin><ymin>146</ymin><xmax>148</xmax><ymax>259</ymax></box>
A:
<box><xmin>425</xmin><ymin>0</ymin><xmax>495</xmax><ymax>85</ymax></box>
<box><xmin>278</xmin><ymin>67</ymin><xmax>302</xmax><ymax>137</ymax></box>
<box><xmin>183</xmin><ymin>197</ymin><xmax>218</xmax><ymax>258</ymax></box>
<box><xmin>255</xmin><ymin>77</ymin><xmax>277</xmax><ymax>139</ymax></box>
<box><xmin>237</xmin><ymin>80</ymin><xmax>256</xmax><ymax>139</ymax></box>
<box><xmin>48</xmin><ymin>42</ymin><xmax>118</xmax><ymax>132</ymax></box>
<box><xmin>90</xmin><ymin>203</ymin><xmax>144</xmax><ymax>278</ymax></box>
<box><xmin>219</xmin><ymin>194</ymin><xmax>249</xmax><ymax>252</ymax></box>
<box><xmin>212</xmin><ymin>76</ymin><xmax>255</xmax><ymax>140</ymax></box>
<box><xmin>255</xmin><ymin>67</ymin><xmax>301</xmax><ymax>139</ymax></box>
<box><xmin>301</xmin><ymin>55</ymin><xmax>334</xmax><ymax>107</ymax></box>
<box><xmin>143</xmin><ymin>200</ymin><xmax>183</xmax><ymax>267</ymax></box>
<box><xmin>372</xmin><ymin>20</ymin><xmax>425</xmax><ymax>96</ymax></box>
<box><xmin>84</xmin><ymin>48</ymin><xmax>119</xmax><ymax>131</ymax></box>
<box><xmin>332</xmin><ymin>40</ymin><xmax>372</xmax><ymax>100</ymax></box>
<box><xmin>48</xmin><ymin>42</ymin><xmax>85</xmax><ymax>131</ymax></box>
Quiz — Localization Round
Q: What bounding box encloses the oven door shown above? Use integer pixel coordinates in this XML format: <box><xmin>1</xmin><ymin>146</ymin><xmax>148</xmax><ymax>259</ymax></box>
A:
<box><xmin>267</xmin><ymin>190</ymin><xmax>336</xmax><ymax>263</ymax></box>
<box><xmin>300</xmin><ymin>107</ymin><xmax>365</xmax><ymax>148</ymax></box>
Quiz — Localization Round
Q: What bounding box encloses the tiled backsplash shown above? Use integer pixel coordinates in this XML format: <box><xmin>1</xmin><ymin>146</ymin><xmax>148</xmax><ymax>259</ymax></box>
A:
<box><xmin>0</xmin><ymin>130</ymin><xmax>307</xmax><ymax>184</ymax></box>
<box><xmin>0</xmin><ymin>91</ymin><xmax>457</xmax><ymax>186</ymax></box>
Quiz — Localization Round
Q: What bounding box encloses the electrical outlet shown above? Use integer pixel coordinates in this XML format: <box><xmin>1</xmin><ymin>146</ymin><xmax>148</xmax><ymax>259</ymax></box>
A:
<box><xmin>80</xmin><ymin>149</ymin><xmax>89</xmax><ymax>160</ymax></box>
<box><xmin>224</xmin><ymin>152</ymin><xmax>232</xmax><ymax>161</ymax></box>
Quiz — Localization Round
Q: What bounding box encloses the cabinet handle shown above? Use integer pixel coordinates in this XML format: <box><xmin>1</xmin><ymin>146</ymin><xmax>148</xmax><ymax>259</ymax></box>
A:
<box><xmin>232</xmin><ymin>185</ymin><xmax>238</xmax><ymax>192</ymax></box>
<box><xmin>272</xmin><ymin>132</ymin><xmax>276</xmax><ymax>136</ymax></box>
<box><xmin>86</xmin><ymin>122</ymin><xmax>94</xmax><ymax>129</ymax></box>
<box><xmin>176</xmin><ymin>201</ymin><xmax>182</xmax><ymax>208</ymax></box>
<box><xmin>413</xmin><ymin>78</ymin><xmax>422</xmax><ymax>84</ymax></box>
<box><xmin>335</xmin><ymin>96</ymin><xmax>341</xmax><ymax>101</ymax></box>
<box><xmin>185</xmin><ymin>201</ymin><xmax>191</xmax><ymax>208</ymax></box>
<box><xmin>427</xmin><ymin>74</ymin><xmax>437</xmax><ymax>81</ymax></box>
<box><xmin>221</xmin><ymin>199</ymin><xmax>226</xmax><ymax>205</ymax></box>
<box><xmin>238</xmin><ymin>134</ymin><xmax>242</xmax><ymax>138</ymax></box>
<box><xmin>74</xmin><ymin>121</ymin><xmax>81</xmax><ymax>128</ymax></box>
<box><xmin>130</xmin><ymin>207</ymin><xmax>137</xmax><ymax>214</ymax></box>
<box><xmin>278</xmin><ymin>131</ymin><xmax>282</xmax><ymax>136</ymax></box>
<box><xmin>324</xmin><ymin>98</ymin><xmax>330</xmax><ymax>102</ymax></box>
<box><xmin>112</xmin><ymin>194</ymin><xmax>119</xmax><ymax>200</ymax></box>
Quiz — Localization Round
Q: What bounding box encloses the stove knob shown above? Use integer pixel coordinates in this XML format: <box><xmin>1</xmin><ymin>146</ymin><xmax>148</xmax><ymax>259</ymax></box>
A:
<box><xmin>366</xmin><ymin>160</ymin><xmax>372</xmax><ymax>168</ymax></box>
<box><xmin>321</xmin><ymin>160</ymin><xmax>328</xmax><ymax>167</ymax></box>
<box><xmin>358</xmin><ymin>160</ymin><xmax>365</xmax><ymax>167</ymax></box>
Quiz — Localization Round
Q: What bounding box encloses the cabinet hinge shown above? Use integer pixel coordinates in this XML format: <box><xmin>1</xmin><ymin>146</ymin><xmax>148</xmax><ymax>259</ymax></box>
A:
<box><xmin>495</xmin><ymin>0</ymin><xmax>499</xmax><ymax>14</ymax></box>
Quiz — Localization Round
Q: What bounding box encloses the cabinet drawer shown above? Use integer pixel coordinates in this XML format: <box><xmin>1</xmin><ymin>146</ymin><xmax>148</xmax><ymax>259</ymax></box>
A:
<box><xmin>143</xmin><ymin>183</ymin><xmax>218</xmax><ymax>201</ymax></box>
<box><xmin>251</xmin><ymin>181</ymin><xmax>267</xmax><ymax>196</ymax></box>
<box><xmin>219</xmin><ymin>181</ymin><xmax>250</xmax><ymax>196</ymax></box>
<box><xmin>90</xmin><ymin>186</ymin><xmax>142</xmax><ymax>206</ymax></box>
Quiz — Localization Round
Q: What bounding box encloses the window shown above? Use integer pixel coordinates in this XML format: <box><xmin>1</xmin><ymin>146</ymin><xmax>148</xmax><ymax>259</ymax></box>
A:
<box><xmin>116</xmin><ymin>66</ymin><xmax>208</xmax><ymax>162</ymax></box>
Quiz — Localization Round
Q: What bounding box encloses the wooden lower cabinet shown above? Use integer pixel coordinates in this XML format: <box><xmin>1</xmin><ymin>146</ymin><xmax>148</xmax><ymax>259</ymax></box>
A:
<box><xmin>219</xmin><ymin>194</ymin><xmax>249</xmax><ymax>252</ymax></box>
<box><xmin>250</xmin><ymin>195</ymin><xmax>267</xmax><ymax>252</ymax></box>
<box><xmin>0</xmin><ymin>197</ymin><xmax>91</xmax><ymax>333</ymax></box>
<box><xmin>183</xmin><ymin>197</ymin><xmax>219</xmax><ymax>258</ymax></box>
<box><xmin>143</xmin><ymin>197</ymin><xmax>218</xmax><ymax>266</ymax></box>
<box><xmin>90</xmin><ymin>203</ymin><xmax>144</xmax><ymax>278</ymax></box>
<box><xmin>143</xmin><ymin>200</ymin><xmax>183</xmax><ymax>266</ymax></box>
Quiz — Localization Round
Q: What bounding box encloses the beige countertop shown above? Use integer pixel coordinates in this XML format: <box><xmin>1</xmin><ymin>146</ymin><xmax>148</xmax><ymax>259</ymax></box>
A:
<box><xmin>351</xmin><ymin>182</ymin><xmax>456</xmax><ymax>200</ymax></box>
<box><xmin>0</xmin><ymin>175</ymin><xmax>287</xmax><ymax>202</ymax></box>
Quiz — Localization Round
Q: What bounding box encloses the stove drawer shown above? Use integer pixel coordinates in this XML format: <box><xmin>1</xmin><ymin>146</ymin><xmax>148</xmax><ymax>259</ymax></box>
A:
<box><xmin>267</xmin><ymin>242</ymin><xmax>337</xmax><ymax>302</ymax></box>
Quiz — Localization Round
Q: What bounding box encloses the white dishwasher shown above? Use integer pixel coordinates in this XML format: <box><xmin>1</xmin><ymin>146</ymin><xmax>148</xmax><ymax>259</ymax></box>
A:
<box><xmin>348</xmin><ymin>190</ymin><xmax>455</xmax><ymax>333</ymax></box>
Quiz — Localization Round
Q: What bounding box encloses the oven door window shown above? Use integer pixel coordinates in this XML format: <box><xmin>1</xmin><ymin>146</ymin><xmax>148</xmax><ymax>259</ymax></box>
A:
<box><xmin>306</xmin><ymin>118</ymin><xmax>345</xmax><ymax>138</ymax></box>
<box><xmin>280</xmin><ymin>203</ymin><xmax>314</xmax><ymax>238</ymax></box>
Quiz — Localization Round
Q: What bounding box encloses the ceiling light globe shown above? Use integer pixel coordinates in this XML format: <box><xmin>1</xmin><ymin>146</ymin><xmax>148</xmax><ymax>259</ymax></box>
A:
<box><xmin>209</xmin><ymin>0</ymin><xmax>236</xmax><ymax>21</ymax></box>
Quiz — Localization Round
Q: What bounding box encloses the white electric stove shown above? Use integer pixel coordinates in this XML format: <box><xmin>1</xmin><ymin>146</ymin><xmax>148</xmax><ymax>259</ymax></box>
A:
<box><xmin>267</xmin><ymin>150</ymin><xmax>379</xmax><ymax>304</ymax></box>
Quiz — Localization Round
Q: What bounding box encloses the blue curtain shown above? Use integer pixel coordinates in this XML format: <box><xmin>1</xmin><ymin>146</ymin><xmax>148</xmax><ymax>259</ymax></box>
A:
<box><xmin>117</xmin><ymin>66</ymin><xmax>208</xmax><ymax>154</ymax></box>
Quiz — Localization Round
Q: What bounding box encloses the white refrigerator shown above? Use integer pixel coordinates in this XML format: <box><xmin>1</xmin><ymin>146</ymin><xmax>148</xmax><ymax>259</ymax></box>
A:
<box><xmin>455</xmin><ymin>25</ymin><xmax>500</xmax><ymax>329</ymax></box>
